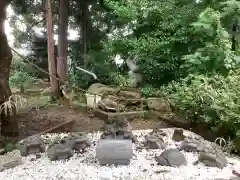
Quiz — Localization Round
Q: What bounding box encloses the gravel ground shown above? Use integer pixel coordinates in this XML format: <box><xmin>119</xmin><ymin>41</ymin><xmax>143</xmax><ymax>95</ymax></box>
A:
<box><xmin>0</xmin><ymin>129</ymin><xmax>240</xmax><ymax>180</ymax></box>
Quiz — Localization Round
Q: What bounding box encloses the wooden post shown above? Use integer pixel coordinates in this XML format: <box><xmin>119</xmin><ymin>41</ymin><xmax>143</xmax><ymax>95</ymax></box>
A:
<box><xmin>46</xmin><ymin>0</ymin><xmax>58</xmax><ymax>100</ymax></box>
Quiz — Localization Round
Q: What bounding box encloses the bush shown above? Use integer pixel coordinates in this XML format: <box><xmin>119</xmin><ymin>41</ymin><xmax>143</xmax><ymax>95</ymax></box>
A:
<box><xmin>160</xmin><ymin>72</ymin><xmax>240</xmax><ymax>138</ymax></box>
<box><xmin>10</xmin><ymin>58</ymin><xmax>38</xmax><ymax>88</ymax></box>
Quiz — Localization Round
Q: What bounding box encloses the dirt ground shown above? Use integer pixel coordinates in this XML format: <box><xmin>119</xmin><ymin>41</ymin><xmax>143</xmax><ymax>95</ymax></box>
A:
<box><xmin>15</xmin><ymin>105</ymin><xmax>172</xmax><ymax>139</ymax></box>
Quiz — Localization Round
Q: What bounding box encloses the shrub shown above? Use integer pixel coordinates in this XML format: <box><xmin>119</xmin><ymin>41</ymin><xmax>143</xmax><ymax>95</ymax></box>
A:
<box><xmin>160</xmin><ymin>72</ymin><xmax>240</xmax><ymax>138</ymax></box>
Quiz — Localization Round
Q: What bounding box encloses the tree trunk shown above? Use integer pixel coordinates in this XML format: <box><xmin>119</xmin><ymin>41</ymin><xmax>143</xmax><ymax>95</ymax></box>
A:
<box><xmin>46</xmin><ymin>0</ymin><xmax>59</xmax><ymax>100</ymax></box>
<box><xmin>57</xmin><ymin>0</ymin><xmax>69</xmax><ymax>83</ymax></box>
<box><xmin>0</xmin><ymin>0</ymin><xmax>19</xmax><ymax>137</ymax></box>
<box><xmin>80</xmin><ymin>2</ymin><xmax>89</xmax><ymax>66</ymax></box>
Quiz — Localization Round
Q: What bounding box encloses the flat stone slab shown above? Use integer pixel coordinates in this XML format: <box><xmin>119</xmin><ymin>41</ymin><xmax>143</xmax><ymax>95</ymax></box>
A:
<box><xmin>96</xmin><ymin>139</ymin><xmax>133</xmax><ymax>165</ymax></box>
<box><xmin>0</xmin><ymin>156</ymin><xmax>22</xmax><ymax>171</ymax></box>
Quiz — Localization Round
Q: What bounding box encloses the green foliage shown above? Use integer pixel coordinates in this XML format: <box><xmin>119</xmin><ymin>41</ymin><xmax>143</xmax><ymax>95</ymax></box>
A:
<box><xmin>182</xmin><ymin>8</ymin><xmax>239</xmax><ymax>75</ymax></box>
<box><xmin>160</xmin><ymin>72</ymin><xmax>240</xmax><ymax>138</ymax></box>
<box><xmin>10</xmin><ymin>58</ymin><xmax>38</xmax><ymax>88</ymax></box>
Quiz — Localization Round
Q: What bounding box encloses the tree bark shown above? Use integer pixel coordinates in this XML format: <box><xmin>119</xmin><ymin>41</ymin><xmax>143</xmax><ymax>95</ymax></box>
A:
<box><xmin>232</xmin><ymin>19</ymin><xmax>237</xmax><ymax>51</ymax></box>
<box><xmin>0</xmin><ymin>0</ymin><xmax>19</xmax><ymax>136</ymax></box>
<box><xmin>80</xmin><ymin>2</ymin><xmax>89</xmax><ymax>66</ymax></box>
<box><xmin>46</xmin><ymin>0</ymin><xmax>59</xmax><ymax>100</ymax></box>
<box><xmin>58</xmin><ymin>0</ymin><xmax>69</xmax><ymax>83</ymax></box>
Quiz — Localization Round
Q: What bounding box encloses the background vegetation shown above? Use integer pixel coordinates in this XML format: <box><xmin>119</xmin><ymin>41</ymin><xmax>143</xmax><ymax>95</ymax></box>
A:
<box><xmin>8</xmin><ymin>0</ymin><xmax>240</xmax><ymax>141</ymax></box>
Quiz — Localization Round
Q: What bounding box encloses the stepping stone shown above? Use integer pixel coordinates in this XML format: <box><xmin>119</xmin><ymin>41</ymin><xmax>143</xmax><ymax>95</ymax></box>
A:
<box><xmin>17</xmin><ymin>135</ymin><xmax>46</xmax><ymax>156</ymax></box>
<box><xmin>96</xmin><ymin>139</ymin><xmax>133</xmax><ymax>165</ymax></box>
<box><xmin>0</xmin><ymin>156</ymin><xmax>22</xmax><ymax>172</ymax></box>
<box><xmin>196</xmin><ymin>152</ymin><xmax>227</xmax><ymax>169</ymax></box>
<box><xmin>155</xmin><ymin>148</ymin><xmax>187</xmax><ymax>167</ymax></box>
<box><xmin>47</xmin><ymin>143</ymin><xmax>74</xmax><ymax>161</ymax></box>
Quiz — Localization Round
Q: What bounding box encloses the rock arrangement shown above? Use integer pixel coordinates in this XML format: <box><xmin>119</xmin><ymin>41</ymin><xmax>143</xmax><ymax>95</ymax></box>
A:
<box><xmin>0</xmin><ymin>128</ymin><xmax>240</xmax><ymax>180</ymax></box>
<box><xmin>87</xmin><ymin>83</ymin><xmax>172</xmax><ymax>113</ymax></box>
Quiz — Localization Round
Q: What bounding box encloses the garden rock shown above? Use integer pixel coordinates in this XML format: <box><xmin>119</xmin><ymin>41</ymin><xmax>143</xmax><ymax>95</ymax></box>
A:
<box><xmin>17</xmin><ymin>135</ymin><xmax>45</xmax><ymax>156</ymax></box>
<box><xmin>118</xmin><ymin>91</ymin><xmax>141</xmax><ymax>104</ymax></box>
<box><xmin>196</xmin><ymin>152</ymin><xmax>227</xmax><ymax>169</ymax></box>
<box><xmin>87</xmin><ymin>83</ymin><xmax>117</xmax><ymax>95</ymax></box>
<box><xmin>0</xmin><ymin>156</ymin><xmax>22</xmax><ymax>172</ymax></box>
<box><xmin>98</xmin><ymin>98</ymin><xmax>125</xmax><ymax>112</ymax></box>
<box><xmin>144</xmin><ymin>135</ymin><xmax>166</xmax><ymax>149</ymax></box>
<box><xmin>96</xmin><ymin>139</ymin><xmax>133</xmax><ymax>165</ymax></box>
<box><xmin>172</xmin><ymin>128</ymin><xmax>186</xmax><ymax>142</ymax></box>
<box><xmin>68</xmin><ymin>136</ymin><xmax>91</xmax><ymax>153</ymax></box>
<box><xmin>155</xmin><ymin>148</ymin><xmax>187</xmax><ymax>167</ymax></box>
<box><xmin>147</xmin><ymin>98</ymin><xmax>171</xmax><ymax>112</ymax></box>
<box><xmin>101</xmin><ymin>121</ymin><xmax>136</xmax><ymax>143</ymax></box>
<box><xmin>47</xmin><ymin>139</ymin><xmax>74</xmax><ymax>161</ymax></box>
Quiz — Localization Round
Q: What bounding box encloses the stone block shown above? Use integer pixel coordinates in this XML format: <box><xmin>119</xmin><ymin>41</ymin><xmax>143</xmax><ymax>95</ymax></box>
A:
<box><xmin>96</xmin><ymin>139</ymin><xmax>133</xmax><ymax>165</ymax></box>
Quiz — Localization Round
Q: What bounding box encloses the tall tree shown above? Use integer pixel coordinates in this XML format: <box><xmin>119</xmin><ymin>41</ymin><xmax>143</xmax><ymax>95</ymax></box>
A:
<box><xmin>46</xmin><ymin>0</ymin><xmax>59</xmax><ymax>100</ymax></box>
<box><xmin>0</xmin><ymin>0</ymin><xmax>18</xmax><ymax>136</ymax></box>
<box><xmin>58</xmin><ymin>0</ymin><xmax>69</xmax><ymax>82</ymax></box>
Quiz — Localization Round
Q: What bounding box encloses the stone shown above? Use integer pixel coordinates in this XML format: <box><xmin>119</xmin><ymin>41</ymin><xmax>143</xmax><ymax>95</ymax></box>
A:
<box><xmin>144</xmin><ymin>135</ymin><xmax>166</xmax><ymax>149</ymax></box>
<box><xmin>118</xmin><ymin>91</ymin><xmax>141</xmax><ymax>104</ymax></box>
<box><xmin>172</xmin><ymin>128</ymin><xmax>185</xmax><ymax>142</ymax></box>
<box><xmin>147</xmin><ymin>98</ymin><xmax>171</xmax><ymax>112</ymax></box>
<box><xmin>0</xmin><ymin>156</ymin><xmax>22</xmax><ymax>172</ymax></box>
<box><xmin>179</xmin><ymin>139</ymin><xmax>205</xmax><ymax>152</ymax></box>
<box><xmin>17</xmin><ymin>135</ymin><xmax>46</xmax><ymax>156</ymax></box>
<box><xmin>0</xmin><ymin>148</ymin><xmax>5</xmax><ymax>155</ymax></box>
<box><xmin>87</xmin><ymin>83</ymin><xmax>117</xmax><ymax>95</ymax></box>
<box><xmin>197</xmin><ymin>152</ymin><xmax>227</xmax><ymax>169</ymax></box>
<box><xmin>96</xmin><ymin>139</ymin><xmax>133</xmax><ymax>165</ymax></box>
<box><xmin>155</xmin><ymin>148</ymin><xmax>187</xmax><ymax>167</ymax></box>
<box><xmin>47</xmin><ymin>139</ymin><xmax>74</xmax><ymax>161</ymax></box>
<box><xmin>68</xmin><ymin>137</ymin><xmax>91</xmax><ymax>153</ymax></box>
<box><xmin>98</xmin><ymin>98</ymin><xmax>125</xmax><ymax>112</ymax></box>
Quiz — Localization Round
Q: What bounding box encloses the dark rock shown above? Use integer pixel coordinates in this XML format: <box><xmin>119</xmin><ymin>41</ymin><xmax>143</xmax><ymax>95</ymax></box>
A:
<box><xmin>0</xmin><ymin>156</ymin><xmax>22</xmax><ymax>172</ymax></box>
<box><xmin>98</xmin><ymin>98</ymin><xmax>125</xmax><ymax>112</ymax></box>
<box><xmin>69</xmin><ymin>137</ymin><xmax>91</xmax><ymax>153</ymax></box>
<box><xmin>144</xmin><ymin>135</ymin><xmax>166</xmax><ymax>149</ymax></box>
<box><xmin>17</xmin><ymin>135</ymin><xmax>46</xmax><ymax>156</ymax></box>
<box><xmin>47</xmin><ymin>137</ymin><xmax>74</xmax><ymax>161</ymax></box>
<box><xmin>155</xmin><ymin>148</ymin><xmax>187</xmax><ymax>167</ymax></box>
<box><xmin>36</xmin><ymin>153</ymin><xmax>41</xmax><ymax>159</ymax></box>
<box><xmin>0</xmin><ymin>148</ymin><xmax>6</xmax><ymax>155</ymax></box>
<box><xmin>197</xmin><ymin>152</ymin><xmax>227</xmax><ymax>169</ymax></box>
<box><xmin>172</xmin><ymin>128</ymin><xmax>185</xmax><ymax>142</ymax></box>
<box><xmin>179</xmin><ymin>139</ymin><xmax>205</xmax><ymax>152</ymax></box>
<box><xmin>47</xmin><ymin>143</ymin><xmax>74</xmax><ymax>161</ymax></box>
<box><xmin>96</xmin><ymin>139</ymin><xmax>133</xmax><ymax>165</ymax></box>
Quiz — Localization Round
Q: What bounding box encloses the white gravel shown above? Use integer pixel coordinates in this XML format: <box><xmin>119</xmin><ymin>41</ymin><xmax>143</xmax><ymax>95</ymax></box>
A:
<box><xmin>0</xmin><ymin>128</ymin><xmax>240</xmax><ymax>180</ymax></box>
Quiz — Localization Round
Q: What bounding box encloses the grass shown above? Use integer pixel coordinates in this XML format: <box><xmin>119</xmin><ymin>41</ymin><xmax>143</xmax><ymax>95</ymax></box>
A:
<box><xmin>0</xmin><ymin>95</ymin><xmax>28</xmax><ymax>115</ymax></box>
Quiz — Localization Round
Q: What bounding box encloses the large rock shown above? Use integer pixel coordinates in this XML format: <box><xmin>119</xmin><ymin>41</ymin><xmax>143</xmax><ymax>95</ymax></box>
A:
<box><xmin>87</xmin><ymin>83</ymin><xmax>117</xmax><ymax>95</ymax></box>
<box><xmin>147</xmin><ymin>98</ymin><xmax>171</xmax><ymax>112</ymax></box>
<box><xmin>98</xmin><ymin>98</ymin><xmax>125</xmax><ymax>112</ymax></box>
<box><xmin>144</xmin><ymin>135</ymin><xmax>166</xmax><ymax>149</ymax></box>
<box><xmin>0</xmin><ymin>156</ymin><xmax>22</xmax><ymax>172</ymax></box>
<box><xmin>47</xmin><ymin>139</ymin><xmax>74</xmax><ymax>161</ymax></box>
<box><xmin>17</xmin><ymin>135</ymin><xmax>46</xmax><ymax>156</ymax></box>
<box><xmin>96</xmin><ymin>139</ymin><xmax>133</xmax><ymax>165</ymax></box>
<box><xmin>196</xmin><ymin>152</ymin><xmax>227</xmax><ymax>169</ymax></box>
<box><xmin>155</xmin><ymin>148</ymin><xmax>187</xmax><ymax>167</ymax></box>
